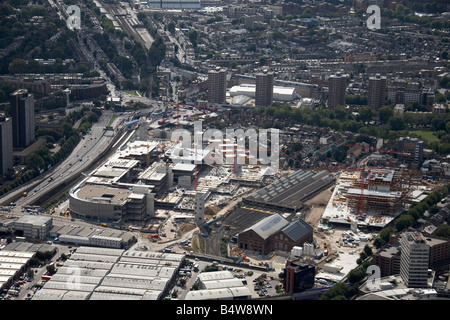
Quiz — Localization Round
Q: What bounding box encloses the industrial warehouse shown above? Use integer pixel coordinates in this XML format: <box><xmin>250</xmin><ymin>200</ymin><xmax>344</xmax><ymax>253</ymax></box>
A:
<box><xmin>32</xmin><ymin>247</ymin><xmax>185</xmax><ymax>300</ymax></box>
<box><xmin>0</xmin><ymin>251</ymin><xmax>35</xmax><ymax>293</ymax></box>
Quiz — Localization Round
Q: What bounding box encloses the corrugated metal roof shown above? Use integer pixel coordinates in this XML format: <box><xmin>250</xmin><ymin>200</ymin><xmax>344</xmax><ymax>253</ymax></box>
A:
<box><xmin>281</xmin><ymin>219</ymin><xmax>313</xmax><ymax>242</ymax></box>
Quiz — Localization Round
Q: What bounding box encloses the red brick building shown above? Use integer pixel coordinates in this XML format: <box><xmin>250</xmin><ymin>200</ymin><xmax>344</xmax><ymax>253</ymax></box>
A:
<box><xmin>238</xmin><ymin>214</ymin><xmax>313</xmax><ymax>255</ymax></box>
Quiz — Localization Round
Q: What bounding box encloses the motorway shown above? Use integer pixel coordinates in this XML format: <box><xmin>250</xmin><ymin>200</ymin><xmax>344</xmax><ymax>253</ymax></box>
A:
<box><xmin>0</xmin><ymin>111</ymin><xmax>125</xmax><ymax>208</ymax></box>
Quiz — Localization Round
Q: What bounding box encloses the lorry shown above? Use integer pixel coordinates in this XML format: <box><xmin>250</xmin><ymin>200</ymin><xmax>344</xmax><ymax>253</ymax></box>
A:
<box><xmin>164</xmin><ymin>248</ymin><xmax>172</xmax><ymax>253</ymax></box>
<box><xmin>158</xmin><ymin>118</ymin><xmax>168</xmax><ymax>125</ymax></box>
<box><xmin>41</xmin><ymin>276</ymin><xmax>51</xmax><ymax>282</ymax></box>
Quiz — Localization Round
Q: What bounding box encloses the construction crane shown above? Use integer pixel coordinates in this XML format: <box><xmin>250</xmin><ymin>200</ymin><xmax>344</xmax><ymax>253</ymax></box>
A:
<box><xmin>308</xmin><ymin>144</ymin><xmax>413</xmax><ymax>217</ymax></box>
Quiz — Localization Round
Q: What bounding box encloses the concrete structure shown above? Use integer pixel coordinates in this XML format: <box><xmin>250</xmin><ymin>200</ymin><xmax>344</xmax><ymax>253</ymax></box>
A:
<box><xmin>368</xmin><ymin>74</ymin><xmax>387</xmax><ymax>112</ymax></box>
<box><xmin>10</xmin><ymin>89</ymin><xmax>35</xmax><ymax>148</ymax></box>
<box><xmin>69</xmin><ymin>184</ymin><xmax>153</xmax><ymax>224</ymax></box>
<box><xmin>13</xmin><ymin>215</ymin><xmax>53</xmax><ymax>240</ymax></box>
<box><xmin>398</xmin><ymin>137</ymin><xmax>424</xmax><ymax>167</ymax></box>
<box><xmin>400</xmin><ymin>232</ymin><xmax>430</xmax><ymax>288</ymax></box>
<box><xmin>372</xmin><ymin>234</ymin><xmax>450</xmax><ymax>277</ymax></box>
<box><xmin>208</xmin><ymin>67</ymin><xmax>227</xmax><ymax>104</ymax></box>
<box><xmin>343</xmin><ymin>169</ymin><xmax>408</xmax><ymax>216</ymax></box>
<box><xmin>194</xmin><ymin>191</ymin><xmax>206</xmax><ymax>225</ymax></box>
<box><xmin>328</xmin><ymin>72</ymin><xmax>347</xmax><ymax>109</ymax></box>
<box><xmin>372</xmin><ymin>244</ymin><xmax>401</xmax><ymax>277</ymax></box>
<box><xmin>70</xmin><ymin>83</ymin><xmax>107</xmax><ymax>100</ymax></box>
<box><xmin>255</xmin><ymin>70</ymin><xmax>274</xmax><ymax>107</ymax></box>
<box><xmin>0</xmin><ymin>116</ymin><xmax>13</xmax><ymax>176</ymax></box>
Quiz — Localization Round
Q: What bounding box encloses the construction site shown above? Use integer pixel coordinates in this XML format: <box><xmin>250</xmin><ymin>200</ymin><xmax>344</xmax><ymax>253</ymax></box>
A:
<box><xmin>64</xmin><ymin>104</ymin><xmax>440</xmax><ymax>285</ymax></box>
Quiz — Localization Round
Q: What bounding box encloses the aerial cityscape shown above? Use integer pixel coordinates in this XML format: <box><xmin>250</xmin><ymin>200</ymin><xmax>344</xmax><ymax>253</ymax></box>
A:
<box><xmin>0</xmin><ymin>0</ymin><xmax>449</xmax><ymax>306</ymax></box>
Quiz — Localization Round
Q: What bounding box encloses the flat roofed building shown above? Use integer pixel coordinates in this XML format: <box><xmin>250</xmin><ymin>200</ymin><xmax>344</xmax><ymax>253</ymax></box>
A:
<box><xmin>400</xmin><ymin>232</ymin><xmax>430</xmax><ymax>288</ymax></box>
<box><xmin>368</xmin><ymin>74</ymin><xmax>387</xmax><ymax>112</ymax></box>
<box><xmin>328</xmin><ymin>72</ymin><xmax>347</xmax><ymax>109</ymax></box>
<box><xmin>13</xmin><ymin>215</ymin><xmax>53</xmax><ymax>240</ymax></box>
<box><xmin>255</xmin><ymin>70</ymin><xmax>274</xmax><ymax>107</ymax></box>
<box><xmin>10</xmin><ymin>89</ymin><xmax>35</xmax><ymax>148</ymax></box>
<box><xmin>0</xmin><ymin>115</ymin><xmax>13</xmax><ymax>175</ymax></box>
<box><xmin>69</xmin><ymin>184</ymin><xmax>152</xmax><ymax>224</ymax></box>
<box><xmin>208</xmin><ymin>67</ymin><xmax>227</xmax><ymax>104</ymax></box>
<box><xmin>372</xmin><ymin>245</ymin><xmax>402</xmax><ymax>277</ymax></box>
<box><xmin>284</xmin><ymin>259</ymin><xmax>315</xmax><ymax>293</ymax></box>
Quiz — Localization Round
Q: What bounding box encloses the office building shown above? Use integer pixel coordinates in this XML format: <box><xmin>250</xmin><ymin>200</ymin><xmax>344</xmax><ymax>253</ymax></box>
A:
<box><xmin>372</xmin><ymin>245</ymin><xmax>401</xmax><ymax>277</ymax></box>
<box><xmin>400</xmin><ymin>232</ymin><xmax>430</xmax><ymax>288</ymax></box>
<box><xmin>328</xmin><ymin>72</ymin><xmax>347</xmax><ymax>109</ymax></box>
<box><xmin>284</xmin><ymin>259</ymin><xmax>315</xmax><ymax>293</ymax></box>
<box><xmin>255</xmin><ymin>70</ymin><xmax>274</xmax><ymax>107</ymax></box>
<box><xmin>10</xmin><ymin>89</ymin><xmax>35</xmax><ymax>149</ymax></box>
<box><xmin>368</xmin><ymin>74</ymin><xmax>387</xmax><ymax>112</ymax></box>
<box><xmin>207</xmin><ymin>68</ymin><xmax>227</xmax><ymax>104</ymax></box>
<box><xmin>0</xmin><ymin>116</ymin><xmax>13</xmax><ymax>176</ymax></box>
<box><xmin>14</xmin><ymin>215</ymin><xmax>53</xmax><ymax>240</ymax></box>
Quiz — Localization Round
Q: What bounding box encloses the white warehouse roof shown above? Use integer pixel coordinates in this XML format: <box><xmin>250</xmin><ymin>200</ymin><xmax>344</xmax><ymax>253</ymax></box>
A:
<box><xmin>229</xmin><ymin>84</ymin><xmax>297</xmax><ymax>101</ymax></box>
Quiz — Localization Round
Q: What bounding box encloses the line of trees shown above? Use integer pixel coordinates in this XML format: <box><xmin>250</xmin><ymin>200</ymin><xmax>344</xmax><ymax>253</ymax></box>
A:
<box><xmin>0</xmin><ymin>108</ymin><xmax>101</xmax><ymax>197</ymax></box>
<box><xmin>372</xmin><ymin>184</ymin><xmax>450</xmax><ymax>249</ymax></box>
<box><xmin>253</xmin><ymin>102</ymin><xmax>450</xmax><ymax>154</ymax></box>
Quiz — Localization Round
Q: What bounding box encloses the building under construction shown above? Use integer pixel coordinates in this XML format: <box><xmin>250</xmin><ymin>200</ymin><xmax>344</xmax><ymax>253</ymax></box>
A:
<box><xmin>343</xmin><ymin>169</ymin><xmax>409</xmax><ymax>216</ymax></box>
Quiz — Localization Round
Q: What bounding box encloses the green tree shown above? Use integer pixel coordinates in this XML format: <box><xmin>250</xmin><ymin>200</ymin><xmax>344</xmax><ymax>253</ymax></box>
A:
<box><xmin>394</xmin><ymin>214</ymin><xmax>414</xmax><ymax>232</ymax></box>
<box><xmin>379</xmin><ymin>106</ymin><xmax>393</xmax><ymax>124</ymax></box>
<box><xmin>373</xmin><ymin>237</ymin><xmax>384</xmax><ymax>249</ymax></box>
<box><xmin>379</xmin><ymin>227</ymin><xmax>395</xmax><ymax>243</ymax></box>
<box><xmin>358</xmin><ymin>106</ymin><xmax>373</xmax><ymax>123</ymax></box>
<box><xmin>46</xmin><ymin>264</ymin><xmax>57</xmax><ymax>276</ymax></box>
<box><xmin>435</xmin><ymin>224</ymin><xmax>450</xmax><ymax>238</ymax></box>
<box><xmin>26</xmin><ymin>153</ymin><xmax>44</xmax><ymax>171</ymax></box>
<box><xmin>388</xmin><ymin>116</ymin><xmax>406</xmax><ymax>131</ymax></box>
<box><xmin>167</xmin><ymin>22</ymin><xmax>175</xmax><ymax>35</ymax></box>
<box><xmin>188</xmin><ymin>29</ymin><xmax>198</xmax><ymax>47</ymax></box>
<box><xmin>363</xmin><ymin>244</ymin><xmax>372</xmax><ymax>256</ymax></box>
<box><xmin>259</xmin><ymin>56</ymin><xmax>267</xmax><ymax>66</ymax></box>
<box><xmin>320</xmin><ymin>282</ymin><xmax>350</xmax><ymax>300</ymax></box>
<box><xmin>9</xmin><ymin>58</ymin><xmax>27</xmax><ymax>74</ymax></box>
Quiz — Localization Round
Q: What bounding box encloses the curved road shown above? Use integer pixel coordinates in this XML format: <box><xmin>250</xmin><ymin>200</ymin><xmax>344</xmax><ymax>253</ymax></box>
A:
<box><xmin>0</xmin><ymin>111</ymin><xmax>124</xmax><ymax>208</ymax></box>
